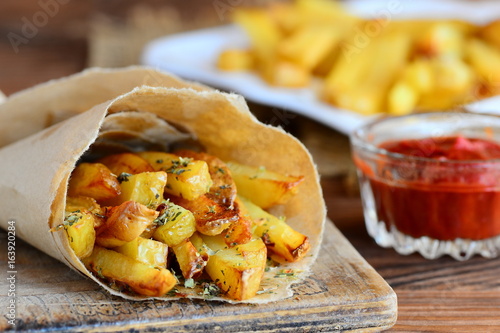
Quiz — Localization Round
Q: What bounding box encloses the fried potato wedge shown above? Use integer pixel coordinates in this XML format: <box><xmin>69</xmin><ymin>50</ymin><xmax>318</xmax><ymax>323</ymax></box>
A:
<box><xmin>137</xmin><ymin>151</ymin><xmax>212</xmax><ymax>200</ymax></box>
<box><xmin>83</xmin><ymin>246</ymin><xmax>177</xmax><ymax>297</ymax></box>
<box><xmin>153</xmin><ymin>201</ymin><xmax>196</xmax><ymax>247</ymax></box>
<box><xmin>97</xmin><ymin>152</ymin><xmax>154</xmax><ymax>175</ymax></box>
<box><xmin>107</xmin><ymin>171</ymin><xmax>167</xmax><ymax>207</ymax></box>
<box><xmin>62</xmin><ymin>210</ymin><xmax>96</xmax><ymax>259</ymax></box>
<box><xmin>68</xmin><ymin>163</ymin><xmax>121</xmax><ymax>201</ymax></box>
<box><xmin>200</xmin><ymin>233</ymin><xmax>267</xmax><ymax>301</ymax></box>
<box><xmin>114</xmin><ymin>237</ymin><xmax>169</xmax><ymax>268</ymax></box>
<box><xmin>65</xmin><ymin>196</ymin><xmax>105</xmax><ymax>228</ymax></box>
<box><xmin>96</xmin><ymin>201</ymin><xmax>158</xmax><ymax>248</ymax></box>
<box><xmin>170</xmin><ymin>194</ymin><xmax>238</xmax><ymax>236</ymax></box>
<box><xmin>172</xmin><ymin>239</ymin><xmax>208</xmax><ymax>279</ymax></box>
<box><xmin>239</xmin><ymin>196</ymin><xmax>310</xmax><ymax>262</ymax></box>
<box><xmin>175</xmin><ymin>150</ymin><xmax>236</xmax><ymax>207</ymax></box>
<box><xmin>226</xmin><ymin>161</ymin><xmax>304</xmax><ymax>209</ymax></box>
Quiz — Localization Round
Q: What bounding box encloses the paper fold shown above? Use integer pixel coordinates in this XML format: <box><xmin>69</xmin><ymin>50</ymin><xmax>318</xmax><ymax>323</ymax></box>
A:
<box><xmin>0</xmin><ymin>68</ymin><xmax>325</xmax><ymax>303</ymax></box>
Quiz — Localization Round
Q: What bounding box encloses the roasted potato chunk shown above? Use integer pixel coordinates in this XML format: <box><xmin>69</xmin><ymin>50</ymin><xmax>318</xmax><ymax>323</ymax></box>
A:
<box><xmin>240</xmin><ymin>196</ymin><xmax>309</xmax><ymax>262</ymax></box>
<box><xmin>172</xmin><ymin>239</ymin><xmax>208</xmax><ymax>279</ymax></box>
<box><xmin>201</xmin><ymin>233</ymin><xmax>267</xmax><ymax>301</ymax></box>
<box><xmin>170</xmin><ymin>194</ymin><xmax>238</xmax><ymax>236</ymax></box>
<box><xmin>175</xmin><ymin>150</ymin><xmax>236</xmax><ymax>207</ymax></box>
<box><xmin>65</xmin><ymin>196</ymin><xmax>105</xmax><ymax>228</ymax></box>
<box><xmin>226</xmin><ymin>161</ymin><xmax>304</xmax><ymax>208</ymax></box>
<box><xmin>137</xmin><ymin>151</ymin><xmax>212</xmax><ymax>200</ymax></box>
<box><xmin>223</xmin><ymin>201</ymin><xmax>253</xmax><ymax>247</ymax></box>
<box><xmin>97</xmin><ymin>153</ymin><xmax>154</xmax><ymax>175</ymax></box>
<box><xmin>68</xmin><ymin>163</ymin><xmax>120</xmax><ymax>201</ymax></box>
<box><xmin>108</xmin><ymin>171</ymin><xmax>167</xmax><ymax>207</ymax></box>
<box><xmin>62</xmin><ymin>210</ymin><xmax>96</xmax><ymax>259</ymax></box>
<box><xmin>83</xmin><ymin>246</ymin><xmax>177</xmax><ymax>297</ymax></box>
<box><xmin>152</xmin><ymin>202</ymin><xmax>196</xmax><ymax>247</ymax></box>
<box><xmin>96</xmin><ymin>201</ymin><xmax>158</xmax><ymax>248</ymax></box>
<box><xmin>114</xmin><ymin>237</ymin><xmax>168</xmax><ymax>268</ymax></box>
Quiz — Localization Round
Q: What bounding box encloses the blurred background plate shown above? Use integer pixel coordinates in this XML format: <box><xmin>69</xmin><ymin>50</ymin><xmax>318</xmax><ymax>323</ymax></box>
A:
<box><xmin>142</xmin><ymin>0</ymin><xmax>500</xmax><ymax>134</ymax></box>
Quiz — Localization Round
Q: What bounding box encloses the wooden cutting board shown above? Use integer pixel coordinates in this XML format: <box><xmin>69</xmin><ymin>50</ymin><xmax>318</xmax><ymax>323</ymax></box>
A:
<box><xmin>0</xmin><ymin>221</ymin><xmax>397</xmax><ymax>332</ymax></box>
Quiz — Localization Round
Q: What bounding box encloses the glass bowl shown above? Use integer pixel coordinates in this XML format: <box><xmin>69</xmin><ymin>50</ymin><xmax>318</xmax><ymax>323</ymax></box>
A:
<box><xmin>350</xmin><ymin>112</ymin><xmax>500</xmax><ymax>260</ymax></box>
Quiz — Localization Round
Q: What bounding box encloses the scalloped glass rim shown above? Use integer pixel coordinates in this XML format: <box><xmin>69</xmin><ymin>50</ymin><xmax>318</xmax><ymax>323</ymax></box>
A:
<box><xmin>359</xmin><ymin>173</ymin><xmax>500</xmax><ymax>261</ymax></box>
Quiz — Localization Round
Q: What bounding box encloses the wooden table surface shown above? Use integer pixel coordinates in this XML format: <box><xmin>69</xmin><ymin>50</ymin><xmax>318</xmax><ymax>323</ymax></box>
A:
<box><xmin>1</xmin><ymin>1</ymin><xmax>500</xmax><ymax>332</ymax></box>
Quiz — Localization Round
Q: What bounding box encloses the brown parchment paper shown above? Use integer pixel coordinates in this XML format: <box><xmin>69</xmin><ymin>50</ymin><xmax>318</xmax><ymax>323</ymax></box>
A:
<box><xmin>0</xmin><ymin>69</ymin><xmax>325</xmax><ymax>303</ymax></box>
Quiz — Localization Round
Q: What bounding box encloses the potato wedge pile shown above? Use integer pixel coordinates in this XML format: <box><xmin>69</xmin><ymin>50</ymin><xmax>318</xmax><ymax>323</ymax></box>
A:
<box><xmin>59</xmin><ymin>150</ymin><xmax>308</xmax><ymax>301</ymax></box>
<box><xmin>217</xmin><ymin>0</ymin><xmax>500</xmax><ymax>115</ymax></box>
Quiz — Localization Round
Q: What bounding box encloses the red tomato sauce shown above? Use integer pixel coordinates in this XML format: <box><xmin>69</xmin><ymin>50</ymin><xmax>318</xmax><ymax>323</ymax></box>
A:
<box><xmin>363</xmin><ymin>136</ymin><xmax>500</xmax><ymax>240</ymax></box>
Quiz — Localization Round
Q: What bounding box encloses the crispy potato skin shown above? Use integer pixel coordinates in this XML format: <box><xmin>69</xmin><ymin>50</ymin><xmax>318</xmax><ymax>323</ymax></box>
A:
<box><xmin>97</xmin><ymin>153</ymin><xmax>154</xmax><ymax>175</ymax></box>
<box><xmin>226</xmin><ymin>161</ymin><xmax>304</xmax><ymax>209</ymax></box>
<box><xmin>137</xmin><ymin>151</ymin><xmax>213</xmax><ymax>200</ymax></box>
<box><xmin>239</xmin><ymin>196</ymin><xmax>310</xmax><ymax>262</ymax></box>
<box><xmin>68</xmin><ymin>163</ymin><xmax>121</xmax><ymax>201</ymax></box>
<box><xmin>83</xmin><ymin>246</ymin><xmax>176</xmax><ymax>297</ymax></box>
<box><xmin>172</xmin><ymin>239</ymin><xmax>208</xmax><ymax>279</ymax></box>
<box><xmin>96</xmin><ymin>201</ymin><xmax>158</xmax><ymax>247</ymax></box>
<box><xmin>170</xmin><ymin>194</ymin><xmax>238</xmax><ymax>236</ymax></box>
<box><xmin>175</xmin><ymin>150</ymin><xmax>236</xmax><ymax>207</ymax></box>
<box><xmin>114</xmin><ymin>237</ymin><xmax>169</xmax><ymax>268</ymax></box>
<box><xmin>201</xmin><ymin>234</ymin><xmax>267</xmax><ymax>301</ymax></box>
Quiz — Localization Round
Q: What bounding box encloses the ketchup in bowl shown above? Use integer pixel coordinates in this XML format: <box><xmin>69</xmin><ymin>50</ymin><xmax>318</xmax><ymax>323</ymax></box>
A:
<box><xmin>351</xmin><ymin>112</ymin><xmax>500</xmax><ymax>260</ymax></box>
<box><xmin>372</xmin><ymin>136</ymin><xmax>500</xmax><ymax>241</ymax></box>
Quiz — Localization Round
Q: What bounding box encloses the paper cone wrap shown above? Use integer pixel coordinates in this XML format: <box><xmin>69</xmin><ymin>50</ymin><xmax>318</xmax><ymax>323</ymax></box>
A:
<box><xmin>0</xmin><ymin>68</ymin><xmax>325</xmax><ymax>303</ymax></box>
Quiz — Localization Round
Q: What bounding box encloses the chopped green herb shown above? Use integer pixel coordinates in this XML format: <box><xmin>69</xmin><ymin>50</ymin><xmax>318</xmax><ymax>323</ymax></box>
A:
<box><xmin>117</xmin><ymin>172</ymin><xmax>132</xmax><ymax>182</ymax></box>
<box><xmin>184</xmin><ymin>278</ymin><xmax>195</xmax><ymax>289</ymax></box>
<box><xmin>201</xmin><ymin>282</ymin><xmax>221</xmax><ymax>298</ymax></box>
<box><xmin>64</xmin><ymin>212</ymin><xmax>82</xmax><ymax>227</ymax></box>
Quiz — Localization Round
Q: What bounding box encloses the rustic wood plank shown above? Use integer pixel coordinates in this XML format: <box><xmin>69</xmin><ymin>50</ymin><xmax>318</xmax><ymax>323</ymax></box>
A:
<box><xmin>0</xmin><ymin>221</ymin><xmax>396</xmax><ymax>332</ymax></box>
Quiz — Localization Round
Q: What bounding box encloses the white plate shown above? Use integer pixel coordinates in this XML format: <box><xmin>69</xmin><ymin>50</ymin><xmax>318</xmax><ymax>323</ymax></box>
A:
<box><xmin>142</xmin><ymin>0</ymin><xmax>500</xmax><ymax>134</ymax></box>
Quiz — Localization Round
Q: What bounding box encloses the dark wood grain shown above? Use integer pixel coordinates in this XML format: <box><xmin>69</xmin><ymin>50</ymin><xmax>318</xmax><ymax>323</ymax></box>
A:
<box><xmin>0</xmin><ymin>222</ymin><xmax>396</xmax><ymax>332</ymax></box>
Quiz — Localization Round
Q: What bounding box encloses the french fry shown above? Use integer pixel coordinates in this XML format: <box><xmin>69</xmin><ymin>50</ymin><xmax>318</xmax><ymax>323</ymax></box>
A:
<box><xmin>217</xmin><ymin>49</ymin><xmax>254</xmax><ymax>71</ymax></box>
<box><xmin>239</xmin><ymin>196</ymin><xmax>309</xmax><ymax>263</ymax></box>
<box><xmin>96</xmin><ymin>201</ymin><xmax>158</xmax><ymax>248</ymax></box>
<box><xmin>466</xmin><ymin>38</ymin><xmax>500</xmax><ymax>91</ymax></box>
<box><xmin>114</xmin><ymin>237</ymin><xmax>168</xmax><ymax>268</ymax></box>
<box><xmin>83</xmin><ymin>246</ymin><xmax>177</xmax><ymax>297</ymax></box>
<box><xmin>278</xmin><ymin>24</ymin><xmax>345</xmax><ymax>71</ymax></box>
<box><xmin>232</xmin><ymin>9</ymin><xmax>281</xmax><ymax>65</ymax></box>
<box><xmin>415</xmin><ymin>22</ymin><xmax>466</xmax><ymax>58</ymax></box>
<box><xmin>97</xmin><ymin>153</ymin><xmax>154</xmax><ymax>175</ymax></box>
<box><xmin>479</xmin><ymin>19</ymin><xmax>500</xmax><ymax>49</ymax></box>
<box><xmin>388</xmin><ymin>80</ymin><xmax>419</xmax><ymax>116</ymax></box>
<box><xmin>153</xmin><ymin>201</ymin><xmax>196</xmax><ymax>247</ymax></box>
<box><xmin>262</xmin><ymin>61</ymin><xmax>311</xmax><ymax>87</ymax></box>
<box><xmin>201</xmin><ymin>233</ymin><xmax>267</xmax><ymax>301</ymax></box>
<box><xmin>172</xmin><ymin>239</ymin><xmax>208</xmax><ymax>279</ymax></box>
<box><xmin>226</xmin><ymin>161</ymin><xmax>304</xmax><ymax>209</ymax></box>
<box><xmin>336</xmin><ymin>32</ymin><xmax>411</xmax><ymax>115</ymax></box>
<box><xmin>137</xmin><ymin>151</ymin><xmax>212</xmax><ymax>200</ymax></box>
<box><xmin>67</xmin><ymin>163</ymin><xmax>121</xmax><ymax>201</ymax></box>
